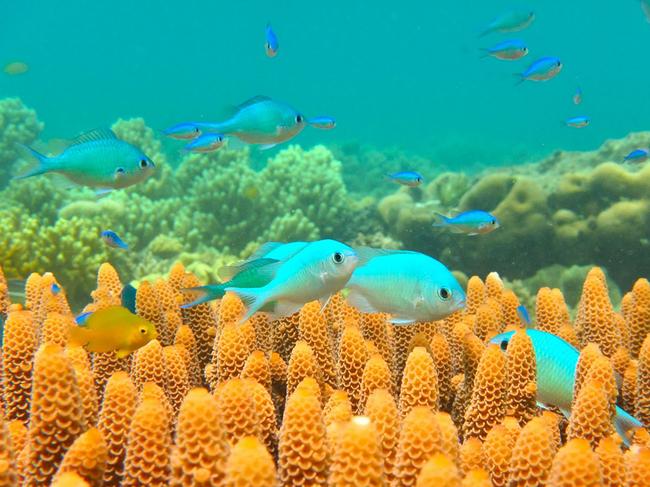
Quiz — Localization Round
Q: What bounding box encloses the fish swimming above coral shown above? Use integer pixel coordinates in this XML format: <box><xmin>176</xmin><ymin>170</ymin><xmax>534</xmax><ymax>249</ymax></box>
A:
<box><xmin>101</xmin><ymin>230</ymin><xmax>129</xmax><ymax>250</ymax></box>
<box><xmin>481</xmin><ymin>39</ymin><xmax>529</xmax><ymax>60</ymax></box>
<box><xmin>490</xmin><ymin>329</ymin><xmax>642</xmax><ymax>444</ymax></box>
<box><xmin>15</xmin><ymin>128</ymin><xmax>155</xmax><ymax>193</ymax></box>
<box><xmin>433</xmin><ymin>209</ymin><xmax>500</xmax><ymax>235</ymax></box>
<box><xmin>183</xmin><ymin>133</ymin><xmax>226</xmax><ymax>153</ymax></box>
<box><xmin>386</xmin><ymin>171</ymin><xmax>423</xmax><ymax>187</ymax></box>
<box><xmin>346</xmin><ymin>248</ymin><xmax>465</xmax><ymax>323</ymax></box>
<box><xmin>71</xmin><ymin>305</ymin><xmax>157</xmax><ymax>358</ymax></box>
<box><xmin>182</xmin><ymin>241</ymin><xmax>309</xmax><ymax>307</ymax></box>
<box><xmin>226</xmin><ymin>239</ymin><xmax>358</xmax><ymax>323</ymax></box>
<box><xmin>162</xmin><ymin>122</ymin><xmax>202</xmax><ymax>140</ymax></box>
<box><xmin>479</xmin><ymin>9</ymin><xmax>535</xmax><ymax>37</ymax></box>
<box><xmin>565</xmin><ymin>116</ymin><xmax>590</xmax><ymax>128</ymax></box>
<box><xmin>623</xmin><ymin>148</ymin><xmax>649</xmax><ymax>163</ymax></box>
<box><xmin>170</xmin><ymin>96</ymin><xmax>308</xmax><ymax>150</ymax></box>
<box><xmin>515</xmin><ymin>56</ymin><xmax>562</xmax><ymax>84</ymax></box>
<box><xmin>306</xmin><ymin>116</ymin><xmax>336</xmax><ymax>130</ymax></box>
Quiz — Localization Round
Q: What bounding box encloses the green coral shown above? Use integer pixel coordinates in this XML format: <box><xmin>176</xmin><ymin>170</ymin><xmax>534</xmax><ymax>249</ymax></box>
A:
<box><xmin>0</xmin><ymin>98</ymin><xmax>43</xmax><ymax>186</ymax></box>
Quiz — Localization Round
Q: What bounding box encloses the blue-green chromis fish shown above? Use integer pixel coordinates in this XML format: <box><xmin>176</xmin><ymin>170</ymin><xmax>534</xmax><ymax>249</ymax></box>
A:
<box><xmin>183</xmin><ymin>133</ymin><xmax>225</xmax><ymax>153</ymax></box>
<box><xmin>265</xmin><ymin>23</ymin><xmax>279</xmax><ymax>57</ymax></box>
<box><xmin>623</xmin><ymin>148</ymin><xmax>649</xmax><ymax>163</ymax></box>
<box><xmin>565</xmin><ymin>116</ymin><xmax>589</xmax><ymax>128</ymax></box>
<box><xmin>490</xmin><ymin>329</ymin><xmax>642</xmax><ymax>444</ymax></box>
<box><xmin>479</xmin><ymin>9</ymin><xmax>535</xmax><ymax>37</ymax></box>
<box><xmin>517</xmin><ymin>304</ymin><xmax>531</xmax><ymax>326</ymax></box>
<box><xmin>481</xmin><ymin>39</ymin><xmax>528</xmax><ymax>60</ymax></box>
<box><xmin>433</xmin><ymin>210</ymin><xmax>500</xmax><ymax>235</ymax></box>
<box><xmin>516</xmin><ymin>57</ymin><xmax>562</xmax><ymax>84</ymax></box>
<box><xmin>386</xmin><ymin>171</ymin><xmax>423</xmax><ymax>187</ymax></box>
<box><xmin>162</xmin><ymin>122</ymin><xmax>202</xmax><ymax>140</ymax></box>
<box><xmin>182</xmin><ymin>241</ymin><xmax>308</xmax><ymax>307</ymax></box>
<box><xmin>346</xmin><ymin>249</ymin><xmax>465</xmax><ymax>324</ymax></box>
<box><xmin>188</xmin><ymin>96</ymin><xmax>307</xmax><ymax>149</ymax></box>
<box><xmin>101</xmin><ymin>230</ymin><xmax>129</xmax><ymax>250</ymax></box>
<box><xmin>573</xmin><ymin>86</ymin><xmax>583</xmax><ymax>105</ymax></box>
<box><xmin>307</xmin><ymin>116</ymin><xmax>336</xmax><ymax>130</ymax></box>
<box><xmin>15</xmin><ymin>129</ymin><xmax>155</xmax><ymax>190</ymax></box>
<box><xmin>227</xmin><ymin>239</ymin><xmax>359</xmax><ymax>323</ymax></box>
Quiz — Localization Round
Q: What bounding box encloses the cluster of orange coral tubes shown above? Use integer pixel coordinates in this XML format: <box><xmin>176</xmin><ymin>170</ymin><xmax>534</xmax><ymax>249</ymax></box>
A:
<box><xmin>0</xmin><ymin>264</ymin><xmax>649</xmax><ymax>486</ymax></box>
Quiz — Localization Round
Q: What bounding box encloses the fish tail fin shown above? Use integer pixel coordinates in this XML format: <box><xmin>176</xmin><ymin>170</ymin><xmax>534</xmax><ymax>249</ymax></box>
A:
<box><xmin>614</xmin><ymin>406</ymin><xmax>643</xmax><ymax>446</ymax></box>
<box><xmin>181</xmin><ymin>284</ymin><xmax>226</xmax><ymax>308</ymax></box>
<box><xmin>13</xmin><ymin>145</ymin><xmax>53</xmax><ymax>179</ymax></box>
<box><xmin>225</xmin><ymin>287</ymin><xmax>268</xmax><ymax>323</ymax></box>
<box><xmin>432</xmin><ymin>212</ymin><xmax>449</xmax><ymax>227</ymax></box>
<box><xmin>68</xmin><ymin>324</ymin><xmax>88</xmax><ymax>347</ymax></box>
<box><xmin>513</xmin><ymin>74</ymin><xmax>525</xmax><ymax>86</ymax></box>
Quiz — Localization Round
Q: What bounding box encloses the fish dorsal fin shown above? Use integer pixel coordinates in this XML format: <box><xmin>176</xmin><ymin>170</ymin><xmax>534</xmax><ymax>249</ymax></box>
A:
<box><xmin>236</xmin><ymin>95</ymin><xmax>272</xmax><ymax>110</ymax></box>
<box><xmin>246</xmin><ymin>242</ymin><xmax>286</xmax><ymax>262</ymax></box>
<box><xmin>353</xmin><ymin>246</ymin><xmax>414</xmax><ymax>266</ymax></box>
<box><xmin>69</xmin><ymin>128</ymin><xmax>118</xmax><ymax>146</ymax></box>
<box><xmin>219</xmin><ymin>257</ymin><xmax>280</xmax><ymax>281</ymax></box>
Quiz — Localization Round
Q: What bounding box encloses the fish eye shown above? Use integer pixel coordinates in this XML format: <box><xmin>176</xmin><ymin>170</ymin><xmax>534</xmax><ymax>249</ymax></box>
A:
<box><xmin>139</xmin><ymin>159</ymin><xmax>148</xmax><ymax>169</ymax></box>
<box><xmin>193</xmin><ymin>127</ymin><xmax>200</xmax><ymax>133</ymax></box>
<box><xmin>139</xmin><ymin>327</ymin><xmax>147</xmax><ymax>334</ymax></box>
<box><xmin>500</xmin><ymin>339</ymin><xmax>509</xmax><ymax>351</ymax></box>
<box><xmin>332</xmin><ymin>252</ymin><xmax>344</xmax><ymax>264</ymax></box>
<box><xmin>491</xmin><ymin>219</ymin><xmax>496</xmax><ymax>225</ymax></box>
<box><xmin>295</xmin><ymin>114</ymin><xmax>304</xmax><ymax>123</ymax></box>
<box><xmin>438</xmin><ymin>287</ymin><xmax>451</xmax><ymax>300</ymax></box>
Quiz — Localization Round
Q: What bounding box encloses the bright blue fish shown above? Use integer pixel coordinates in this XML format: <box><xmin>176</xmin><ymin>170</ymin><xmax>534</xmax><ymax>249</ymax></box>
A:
<box><xmin>516</xmin><ymin>304</ymin><xmax>531</xmax><ymax>326</ymax></box>
<box><xmin>516</xmin><ymin>57</ymin><xmax>562</xmax><ymax>84</ymax></box>
<box><xmin>183</xmin><ymin>133</ymin><xmax>225</xmax><ymax>153</ymax></box>
<box><xmin>565</xmin><ymin>116</ymin><xmax>590</xmax><ymax>128</ymax></box>
<box><xmin>187</xmin><ymin>96</ymin><xmax>307</xmax><ymax>150</ymax></box>
<box><xmin>623</xmin><ymin>148</ymin><xmax>649</xmax><ymax>163</ymax></box>
<box><xmin>386</xmin><ymin>171</ymin><xmax>423</xmax><ymax>187</ymax></box>
<box><xmin>479</xmin><ymin>9</ymin><xmax>535</xmax><ymax>37</ymax></box>
<box><xmin>346</xmin><ymin>249</ymin><xmax>465</xmax><ymax>324</ymax></box>
<box><xmin>101</xmin><ymin>230</ymin><xmax>128</xmax><ymax>250</ymax></box>
<box><xmin>307</xmin><ymin>116</ymin><xmax>336</xmax><ymax>130</ymax></box>
<box><xmin>481</xmin><ymin>39</ymin><xmax>528</xmax><ymax>60</ymax></box>
<box><xmin>573</xmin><ymin>86</ymin><xmax>583</xmax><ymax>105</ymax></box>
<box><xmin>433</xmin><ymin>210</ymin><xmax>500</xmax><ymax>235</ymax></box>
<box><xmin>51</xmin><ymin>283</ymin><xmax>61</xmax><ymax>295</ymax></box>
<box><xmin>490</xmin><ymin>330</ymin><xmax>642</xmax><ymax>444</ymax></box>
<box><xmin>265</xmin><ymin>23</ymin><xmax>279</xmax><ymax>57</ymax></box>
<box><xmin>162</xmin><ymin>122</ymin><xmax>202</xmax><ymax>140</ymax></box>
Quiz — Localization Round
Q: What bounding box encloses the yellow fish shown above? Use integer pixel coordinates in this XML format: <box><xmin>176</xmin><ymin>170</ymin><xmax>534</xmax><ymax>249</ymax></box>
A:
<box><xmin>69</xmin><ymin>305</ymin><xmax>157</xmax><ymax>358</ymax></box>
<box><xmin>3</xmin><ymin>62</ymin><xmax>29</xmax><ymax>75</ymax></box>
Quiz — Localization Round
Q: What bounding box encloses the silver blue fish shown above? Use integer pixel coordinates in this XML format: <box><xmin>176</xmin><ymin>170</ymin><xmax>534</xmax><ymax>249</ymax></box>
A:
<box><xmin>265</xmin><ymin>23</ymin><xmax>279</xmax><ymax>57</ymax></box>
<box><xmin>481</xmin><ymin>39</ymin><xmax>528</xmax><ymax>60</ymax></box>
<box><xmin>386</xmin><ymin>171</ymin><xmax>423</xmax><ymax>187</ymax></box>
<box><xmin>15</xmin><ymin>129</ymin><xmax>155</xmax><ymax>191</ymax></box>
<box><xmin>490</xmin><ymin>329</ymin><xmax>642</xmax><ymax>444</ymax></box>
<box><xmin>517</xmin><ymin>304</ymin><xmax>531</xmax><ymax>326</ymax></box>
<box><xmin>479</xmin><ymin>10</ymin><xmax>535</xmax><ymax>37</ymax></box>
<box><xmin>162</xmin><ymin>122</ymin><xmax>202</xmax><ymax>140</ymax></box>
<box><xmin>346</xmin><ymin>249</ymin><xmax>465</xmax><ymax>324</ymax></box>
<box><xmin>307</xmin><ymin>116</ymin><xmax>336</xmax><ymax>130</ymax></box>
<box><xmin>183</xmin><ymin>133</ymin><xmax>225</xmax><ymax>153</ymax></box>
<box><xmin>227</xmin><ymin>239</ymin><xmax>359</xmax><ymax>323</ymax></box>
<box><xmin>51</xmin><ymin>283</ymin><xmax>61</xmax><ymax>295</ymax></box>
<box><xmin>184</xmin><ymin>96</ymin><xmax>307</xmax><ymax>150</ymax></box>
<box><xmin>565</xmin><ymin>116</ymin><xmax>590</xmax><ymax>128</ymax></box>
<box><xmin>433</xmin><ymin>210</ymin><xmax>500</xmax><ymax>235</ymax></box>
<box><xmin>516</xmin><ymin>57</ymin><xmax>562</xmax><ymax>83</ymax></box>
<box><xmin>101</xmin><ymin>230</ymin><xmax>128</xmax><ymax>250</ymax></box>
<box><xmin>573</xmin><ymin>86</ymin><xmax>583</xmax><ymax>105</ymax></box>
<box><xmin>623</xmin><ymin>148</ymin><xmax>649</xmax><ymax>163</ymax></box>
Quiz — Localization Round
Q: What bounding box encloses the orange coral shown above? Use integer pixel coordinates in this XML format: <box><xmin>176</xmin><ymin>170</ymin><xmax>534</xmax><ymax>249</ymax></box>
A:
<box><xmin>585</xmin><ymin>355</ymin><xmax>618</xmax><ymax>419</ymax></box>
<box><xmin>466</xmin><ymin>276</ymin><xmax>485</xmax><ymax>315</ymax></box>
<box><xmin>170</xmin><ymin>388</ymin><xmax>228</xmax><ymax>486</ymax></box>
<box><xmin>361</xmin><ymin>353</ymin><xmax>393</xmax><ymax>409</ymax></box>
<box><xmin>40</xmin><ymin>312</ymin><xmax>72</xmax><ymax>347</ymax></box>
<box><xmin>430</xmin><ymin>333</ymin><xmax>453</xmax><ymax>411</ymax></box>
<box><xmin>298</xmin><ymin>300</ymin><xmax>337</xmax><ymax>387</ymax></box>
<box><xmin>461</xmin><ymin>469</ymin><xmax>491</xmax><ymax>487</ymax></box>
<box><xmin>24</xmin><ymin>273</ymin><xmax>41</xmax><ymax>310</ymax></box>
<box><xmin>627</xmin><ymin>278</ymin><xmax>650</xmax><ymax>358</ymax></box>
<box><xmin>481</xmin><ymin>424</ymin><xmax>514</xmax><ymax>487</ymax></box>
<box><xmin>167</xmin><ymin>262</ymin><xmax>187</xmax><ymax>292</ymax></box>
<box><xmin>595</xmin><ymin>435</ymin><xmax>626</xmax><ymax>487</ymax></box>
<box><xmin>7</xmin><ymin>419</ymin><xmax>27</xmax><ymax>460</ymax></box>
<box><xmin>163</xmin><ymin>345</ymin><xmax>190</xmax><ymax>415</ymax></box>
<box><xmin>390</xmin><ymin>325</ymin><xmax>417</xmax><ymax>390</ymax></box>
<box><xmin>73</xmin><ymin>363</ymin><xmax>99</xmax><ymax>427</ymax></box>
<box><xmin>464</xmin><ymin>344</ymin><xmax>506</xmax><ymax>440</ymax></box>
<box><xmin>97</xmin><ymin>371</ymin><xmax>137</xmax><ymax>487</ymax></box>
<box><xmin>364</xmin><ymin>388</ymin><xmax>399</xmax><ymax>485</ymax></box>
<box><xmin>0</xmin><ymin>414</ymin><xmax>17</xmax><ymax>486</ymax></box>
<box><xmin>173</xmin><ymin>325</ymin><xmax>201</xmax><ymax>386</ymax></box>
<box><xmin>246</xmin><ymin>379</ymin><xmax>277</xmax><ymax>454</ymax></box>
<box><xmin>394</xmin><ymin>406</ymin><xmax>442</xmax><ymax>487</ymax></box>
<box><xmin>573</xmin><ymin>343</ymin><xmax>603</xmax><ymax>405</ymax></box>
<box><xmin>91</xmin><ymin>351</ymin><xmax>130</xmax><ymax>396</ymax></box>
<box><xmin>360</xmin><ymin>312</ymin><xmax>393</xmax><ymax>365</ymax></box>
<box><xmin>323</xmin><ymin>390</ymin><xmax>353</xmax><ymax>426</ymax></box>
<box><xmin>241</xmin><ymin>350</ymin><xmax>271</xmax><ymax>391</ymax></box>
<box><xmin>53</xmin><ymin>428</ymin><xmax>108</xmax><ymax>487</ymax></box>
<box><xmin>504</xmin><ymin>330</ymin><xmax>537</xmax><ymax>425</ymax></box>
<box><xmin>287</xmin><ymin>340</ymin><xmax>322</xmax><ymax>398</ymax></box>
<box><xmin>153</xmin><ymin>278</ymin><xmax>181</xmax><ymax>345</ymax></box>
<box><xmin>51</xmin><ymin>472</ymin><xmax>91</xmax><ymax>487</ymax></box>
<box><xmin>534</xmin><ymin>287</ymin><xmax>558</xmax><ymax>334</ymax></box>
<box><xmin>337</xmin><ymin>324</ymin><xmax>369</xmax><ymax>413</ymax></box>
<box><xmin>273</xmin><ymin>312</ymin><xmax>300</xmax><ymax>363</ymax></box>
<box><xmin>131</xmin><ymin>339</ymin><xmax>167</xmax><ymax>393</ymax></box>
<box><xmin>415</xmin><ymin>453</ymin><xmax>461</xmax><ymax>487</ymax></box>
<box><xmin>399</xmin><ymin>346</ymin><xmax>439</xmax><ymax>418</ymax></box>
<box><xmin>459</xmin><ymin>437</ymin><xmax>483</xmax><ymax>475</ymax></box>
<box><xmin>485</xmin><ymin>272</ymin><xmax>504</xmax><ymax>300</ymax></box>
<box><xmin>567</xmin><ymin>380</ymin><xmax>613</xmax><ymax>448</ymax></box>
<box><xmin>636</xmin><ymin>334</ymin><xmax>650</xmax><ymax>425</ymax></box>
<box><xmin>474</xmin><ymin>299</ymin><xmax>501</xmax><ymax>341</ymax></box>
<box><xmin>250</xmin><ymin>314</ymin><xmax>273</xmax><ymax>354</ymax></box>
<box><xmin>625</xmin><ymin>445</ymin><xmax>650</xmax><ymax>486</ymax></box>
<box><xmin>217</xmin><ymin>291</ymin><xmax>245</xmax><ymax>328</ymax></box>
<box><xmin>224</xmin><ymin>436</ymin><xmax>276</xmax><ymax>487</ymax></box>
<box><xmin>278</xmin><ymin>378</ymin><xmax>328</xmax><ymax>486</ymax></box>
<box><xmin>434</xmin><ymin>412</ymin><xmax>460</xmax><ymax>463</ymax></box>
<box><xmin>214</xmin><ymin>378</ymin><xmax>259</xmax><ymax>446</ymax></box>
<box><xmin>547</xmin><ymin>438</ymin><xmax>603</xmax><ymax>487</ymax></box>
<box><xmin>180</xmin><ymin>273</ymin><xmax>217</xmax><ymax>370</ymax></box>
<box><xmin>556</xmin><ymin>324</ymin><xmax>579</xmax><ymax>349</ymax></box>
<box><xmin>329</xmin><ymin>416</ymin><xmax>384</xmax><ymax>486</ymax></box>
<box><xmin>623</xmin><ymin>359</ymin><xmax>638</xmax><ymax>414</ymax></box>
<box><xmin>25</xmin><ymin>344</ymin><xmax>84</xmax><ymax>486</ymax></box>
<box><xmin>92</xmin><ymin>263</ymin><xmax>122</xmax><ymax>308</ymax></box>
<box><xmin>508</xmin><ymin>416</ymin><xmax>556</xmax><ymax>486</ymax></box>
<box><xmin>122</xmin><ymin>396</ymin><xmax>171</xmax><ymax>486</ymax></box>
<box><xmin>2</xmin><ymin>307</ymin><xmax>37</xmax><ymax>421</ymax></box>
<box><xmin>0</xmin><ymin>266</ymin><xmax>10</xmax><ymax>316</ymax></box>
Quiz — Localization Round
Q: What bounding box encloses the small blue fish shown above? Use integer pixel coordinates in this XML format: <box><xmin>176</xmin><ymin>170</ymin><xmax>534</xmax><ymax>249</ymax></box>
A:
<box><xmin>479</xmin><ymin>10</ymin><xmax>535</xmax><ymax>37</ymax></box>
<box><xmin>386</xmin><ymin>171</ymin><xmax>423</xmax><ymax>187</ymax></box>
<box><xmin>51</xmin><ymin>283</ymin><xmax>61</xmax><ymax>295</ymax></box>
<box><xmin>433</xmin><ymin>210</ymin><xmax>500</xmax><ymax>236</ymax></box>
<box><xmin>573</xmin><ymin>86</ymin><xmax>583</xmax><ymax>105</ymax></box>
<box><xmin>623</xmin><ymin>148</ymin><xmax>649</xmax><ymax>163</ymax></box>
<box><xmin>481</xmin><ymin>39</ymin><xmax>528</xmax><ymax>60</ymax></box>
<box><xmin>565</xmin><ymin>116</ymin><xmax>589</xmax><ymax>128</ymax></box>
<box><xmin>183</xmin><ymin>133</ymin><xmax>226</xmax><ymax>153</ymax></box>
<box><xmin>101</xmin><ymin>230</ymin><xmax>128</xmax><ymax>250</ymax></box>
<box><xmin>307</xmin><ymin>116</ymin><xmax>336</xmax><ymax>130</ymax></box>
<box><xmin>265</xmin><ymin>23</ymin><xmax>279</xmax><ymax>57</ymax></box>
<box><xmin>162</xmin><ymin>123</ymin><xmax>202</xmax><ymax>140</ymax></box>
<box><xmin>516</xmin><ymin>57</ymin><xmax>562</xmax><ymax>84</ymax></box>
<box><xmin>516</xmin><ymin>304</ymin><xmax>531</xmax><ymax>326</ymax></box>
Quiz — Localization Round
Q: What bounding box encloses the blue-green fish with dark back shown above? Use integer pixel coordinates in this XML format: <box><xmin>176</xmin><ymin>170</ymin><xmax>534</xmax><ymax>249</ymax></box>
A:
<box><xmin>481</xmin><ymin>39</ymin><xmax>529</xmax><ymax>60</ymax></box>
<box><xmin>433</xmin><ymin>210</ymin><xmax>500</xmax><ymax>235</ymax></box>
<box><xmin>516</xmin><ymin>57</ymin><xmax>562</xmax><ymax>84</ymax></box>
<box><xmin>386</xmin><ymin>171</ymin><xmax>424</xmax><ymax>187</ymax></box>
<box><xmin>490</xmin><ymin>329</ymin><xmax>642</xmax><ymax>444</ymax></box>
<box><xmin>15</xmin><ymin>129</ymin><xmax>155</xmax><ymax>190</ymax></box>
<box><xmin>479</xmin><ymin>9</ymin><xmax>535</xmax><ymax>37</ymax></box>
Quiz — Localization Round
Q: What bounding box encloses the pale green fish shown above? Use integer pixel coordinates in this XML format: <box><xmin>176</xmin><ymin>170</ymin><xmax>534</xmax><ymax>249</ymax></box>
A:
<box><xmin>226</xmin><ymin>239</ymin><xmax>359</xmax><ymax>323</ymax></box>
<box><xmin>15</xmin><ymin>129</ymin><xmax>155</xmax><ymax>192</ymax></box>
<box><xmin>490</xmin><ymin>329</ymin><xmax>642</xmax><ymax>444</ymax></box>
<box><xmin>182</xmin><ymin>95</ymin><xmax>307</xmax><ymax>150</ymax></box>
<box><xmin>346</xmin><ymin>249</ymin><xmax>465</xmax><ymax>324</ymax></box>
<box><xmin>479</xmin><ymin>9</ymin><xmax>535</xmax><ymax>37</ymax></box>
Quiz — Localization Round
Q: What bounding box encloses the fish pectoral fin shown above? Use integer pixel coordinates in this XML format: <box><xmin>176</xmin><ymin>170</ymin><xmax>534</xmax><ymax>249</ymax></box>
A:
<box><xmin>270</xmin><ymin>300</ymin><xmax>302</xmax><ymax>321</ymax></box>
<box><xmin>95</xmin><ymin>188</ymin><xmax>114</xmax><ymax>198</ymax></box>
<box><xmin>389</xmin><ymin>317</ymin><xmax>416</xmax><ymax>325</ymax></box>
<box><xmin>319</xmin><ymin>295</ymin><xmax>332</xmax><ymax>313</ymax></box>
<box><xmin>115</xmin><ymin>349</ymin><xmax>131</xmax><ymax>359</ymax></box>
<box><xmin>258</xmin><ymin>143</ymin><xmax>277</xmax><ymax>151</ymax></box>
<box><xmin>347</xmin><ymin>290</ymin><xmax>379</xmax><ymax>314</ymax></box>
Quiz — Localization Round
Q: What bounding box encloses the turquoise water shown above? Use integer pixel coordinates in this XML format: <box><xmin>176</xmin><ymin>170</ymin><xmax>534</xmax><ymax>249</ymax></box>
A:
<box><xmin>2</xmin><ymin>0</ymin><xmax>649</xmax><ymax>168</ymax></box>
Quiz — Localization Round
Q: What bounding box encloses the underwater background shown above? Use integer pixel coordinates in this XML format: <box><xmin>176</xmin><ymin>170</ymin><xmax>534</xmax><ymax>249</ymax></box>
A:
<box><xmin>0</xmin><ymin>0</ymin><xmax>649</xmax><ymax>309</ymax></box>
